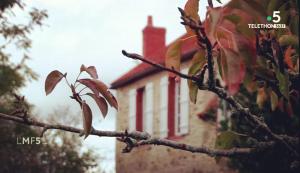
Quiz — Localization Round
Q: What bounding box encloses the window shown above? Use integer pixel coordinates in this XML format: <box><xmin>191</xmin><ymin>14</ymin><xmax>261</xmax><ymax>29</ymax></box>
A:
<box><xmin>177</xmin><ymin>68</ymin><xmax>189</xmax><ymax>135</ymax></box>
<box><xmin>143</xmin><ymin>83</ymin><xmax>153</xmax><ymax>134</ymax></box>
<box><xmin>136</xmin><ymin>87</ymin><xmax>144</xmax><ymax>131</ymax></box>
<box><xmin>160</xmin><ymin>68</ymin><xmax>189</xmax><ymax>138</ymax></box>
<box><xmin>159</xmin><ymin>76</ymin><xmax>168</xmax><ymax>138</ymax></box>
<box><xmin>128</xmin><ymin>89</ymin><xmax>136</xmax><ymax>132</ymax></box>
<box><xmin>128</xmin><ymin>83</ymin><xmax>153</xmax><ymax>134</ymax></box>
<box><xmin>168</xmin><ymin>76</ymin><xmax>176</xmax><ymax>137</ymax></box>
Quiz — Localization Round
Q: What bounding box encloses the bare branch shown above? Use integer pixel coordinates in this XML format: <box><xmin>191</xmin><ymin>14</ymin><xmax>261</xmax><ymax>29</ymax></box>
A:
<box><xmin>122</xmin><ymin>50</ymin><xmax>199</xmax><ymax>82</ymax></box>
<box><xmin>0</xmin><ymin>112</ymin><xmax>150</xmax><ymax>140</ymax></box>
<box><xmin>0</xmin><ymin>112</ymin><xmax>260</xmax><ymax>157</ymax></box>
<box><xmin>208</xmin><ymin>0</ymin><xmax>213</xmax><ymax>8</ymax></box>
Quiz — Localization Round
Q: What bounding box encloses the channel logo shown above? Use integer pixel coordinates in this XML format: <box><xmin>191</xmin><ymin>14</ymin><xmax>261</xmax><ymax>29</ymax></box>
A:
<box><xmin>248</xmin><ymin>11</ymin><xmax>286</xmax><ymax>29</ymax></box>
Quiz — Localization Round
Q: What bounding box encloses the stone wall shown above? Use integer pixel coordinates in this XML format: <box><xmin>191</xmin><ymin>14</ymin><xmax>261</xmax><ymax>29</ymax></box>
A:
<box><xmin>115</xmin><ymin>62</ymin><xmax>235</xmax><ymax>173</ymax></box>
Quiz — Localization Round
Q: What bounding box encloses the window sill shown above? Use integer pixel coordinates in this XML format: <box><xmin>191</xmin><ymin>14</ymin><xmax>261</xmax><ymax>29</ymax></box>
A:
<box><xmin>167</xmin><ymin>134</ymin><xmax>187</xmax><ymax>141</ymax></box>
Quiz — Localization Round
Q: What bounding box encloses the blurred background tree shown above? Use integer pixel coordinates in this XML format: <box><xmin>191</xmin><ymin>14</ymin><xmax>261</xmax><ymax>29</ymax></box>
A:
<box><xmin>214</xmin><ymin>2</ymin><xmax>299</xmax><ymax>173</ymax></box>
<box><xmin>0</xmin><ymin>1</ymin><xmax>100</xmax><ymax>172</ymax></box>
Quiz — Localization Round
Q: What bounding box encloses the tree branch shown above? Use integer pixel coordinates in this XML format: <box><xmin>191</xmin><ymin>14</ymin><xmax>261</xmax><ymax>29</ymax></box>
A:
<box><xmin>122</xmin><ymin>50</ymin><xmax>199</xmax><ymax>82</ymax></box>
<box><xmin>0</xmin><ymin>112</ymin><xmax>259</xmax><ymax>157</ymax></box>
<box><xmin>207</xmin><ymin>0</ymin><xmax>213</xmax><ymax>8</ymax></box>
<box><xmin>121</xmin><ymin>49</ymin><xmax>299</xmax><ymax>155</ymax></box>
<box><xmin>178</xmin><ymin>7</ymin><xmax>215</xmax><ymax>88</ymax></box>
<box><xmin>0</xmin><ymin>112</ymin><xmax>149</xmax><ymax>140</ymax></box>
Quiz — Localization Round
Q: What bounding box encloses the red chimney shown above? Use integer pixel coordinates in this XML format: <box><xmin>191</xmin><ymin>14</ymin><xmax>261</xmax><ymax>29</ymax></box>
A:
<box><xmin>142</xmin><ymin>16</ymin><xmax>166</xmax><ymax>61</ymax></box>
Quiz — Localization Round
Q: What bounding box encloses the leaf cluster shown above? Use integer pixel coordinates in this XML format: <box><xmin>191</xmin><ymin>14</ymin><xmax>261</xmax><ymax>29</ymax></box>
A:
<box><xmin>45</xmin><ymin>65</ymin><xmax>118</xmax><ymax>139</ymax></box>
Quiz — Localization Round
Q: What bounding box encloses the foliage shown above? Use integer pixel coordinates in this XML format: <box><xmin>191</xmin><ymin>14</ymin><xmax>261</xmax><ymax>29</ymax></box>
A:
<box><xmin>45</xmin><ymin>65</ymin><xmax>118</xmax><ymax>138</ymax></box>
<box><xmin>165</xmin><ymin>0</ymin><xmax>299</xmax><ymax>172</ymax></box>
<box><xmin>0</xmin><ymin>0</ymin><xmax>47</xmax><ymax>110</ymax></box>
<box><xmin>0</xmin><ymin>2</ymin><xmax>99</xmax><ymax>172</ymax></box>
<box><xmin>0</xmin><ymin>108</ymin><xmax>98</xmax><ymax>173</ymax></box>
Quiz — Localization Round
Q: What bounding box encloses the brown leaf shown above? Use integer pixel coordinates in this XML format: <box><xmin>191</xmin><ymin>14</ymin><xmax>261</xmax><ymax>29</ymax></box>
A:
<box><xmin>86</xmin><ymin>93</ymin><xmax>108</xmax><ymax>118</ymax></box>
<box><xmin>80</xmin><ymin>64</ymin><xmax>98</xmax><ymax>79</ymax></box>
<box><xmin>165</xmin><ymin>39</ymin><xmax>182</xmax><ymax>77</ymax></box>
<box><xmin>188</xmin><ymin>50</ymin><xmax>206</xmax><ymax>103</ymax></box>
<box><xmin>77</xmin><ymin>78</ymin><xmax>99</xmax><ymax>94</ymax></box>
<box><xmin>45</xmin><ymin>70</ymin><xmax>64</xmax><ymax>95</ymax></box>
<box><xmin>184</xmin><ymin>0</ymin><xmax>200</xmax><ymax>34</ymax></box>
<box><xmin>82</xmin><ymin>100</ymin><xmax>93</xmax><ymax>139</ymax></box>
<box><xmin>91</xmin><ymin>79</ymin><xmax>118</xmax><ymax>110</ymax></box>
<box><xmin>256</xmin><ymin>87</ymin><xmax>267</xmax><ymax>109</ymax></box>
<box><xmin>78</xmin><ymin>79</ymin><xmax>118</xmax><ymax>110</ymax></box>
<box><xmin>270</xmin><ymin>91</ymin><xmax>278</xmax><ymax>111</ymax></box>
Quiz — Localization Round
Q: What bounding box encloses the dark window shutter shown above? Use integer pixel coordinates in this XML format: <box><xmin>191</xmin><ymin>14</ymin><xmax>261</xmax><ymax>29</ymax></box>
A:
<box><xmin>136</xmin><ymin>87</ymin><xmax>144</xmax><ymax>131</ymax></box>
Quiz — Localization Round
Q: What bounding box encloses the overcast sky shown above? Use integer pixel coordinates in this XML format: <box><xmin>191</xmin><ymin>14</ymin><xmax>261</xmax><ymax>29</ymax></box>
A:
<box><xmin>12</xmin><ymin>0</ymin><xmax>227</xmax><ymax>172</ymax></box>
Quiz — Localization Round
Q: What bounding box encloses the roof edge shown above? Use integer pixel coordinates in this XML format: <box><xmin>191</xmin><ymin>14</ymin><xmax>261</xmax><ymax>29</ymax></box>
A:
<box><xmin>110</xmin><ymin>50</ymin><xmax>196</xmax><ymax>89</ymax></box>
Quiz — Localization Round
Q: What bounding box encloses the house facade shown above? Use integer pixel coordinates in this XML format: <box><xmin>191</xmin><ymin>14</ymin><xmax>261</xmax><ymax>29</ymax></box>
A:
<box><xmin>111</xmin><ymin>16</ymin><xmax>232</xmax><ymax>173</ymax></box>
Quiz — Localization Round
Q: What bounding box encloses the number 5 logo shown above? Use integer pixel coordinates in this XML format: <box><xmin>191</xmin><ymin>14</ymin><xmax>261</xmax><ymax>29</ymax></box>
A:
<box><xmin>273</xmin><ymin>11</ymin><xmax>281</xmax><ymax>23</ymax></box>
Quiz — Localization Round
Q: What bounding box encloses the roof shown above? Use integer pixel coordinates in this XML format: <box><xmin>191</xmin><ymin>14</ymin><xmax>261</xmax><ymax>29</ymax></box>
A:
<box><xmin>110</xmin><ymin>34</ymin><xmax>197</xmax><ymax>89</ymax></box>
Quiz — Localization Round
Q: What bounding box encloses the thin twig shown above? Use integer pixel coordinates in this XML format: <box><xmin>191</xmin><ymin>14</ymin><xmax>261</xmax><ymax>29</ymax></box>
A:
<box><xmin>122</xmin><ymin>50</ymin><xmax>199</xmax><ymax>82</ymax></box>
<box><xmin>64</xmin><ymin>76</ymin><xmax>71</xmax><ymax>89</ymax></box>
<box><xmin>78</xmin><ymin>86</ymin><xmax>88</xmax><ymax>94</ymax></box>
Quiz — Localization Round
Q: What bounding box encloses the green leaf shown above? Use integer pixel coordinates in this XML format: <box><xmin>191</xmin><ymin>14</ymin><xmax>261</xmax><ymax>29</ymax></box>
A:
<box><xmin>236</xmin><ymin>23</ymin><xmax>255</xmax><ymax>38</ymax></box>
<box><xmin>270</xmin><ymin>90</ymin><xmax>278</xmax><ymax>111</ymax></box>
<box><xmin>188</xmin><ymin>50</ymin><xmax>206</xmax><ymax>75</ymax></box>
<box><xmin>227</xmin><ymin>0</ymin><xmax>267</xmax><ymax>20</ymax></box>
<box><xmin>216</xmin><ymin>51</ymin><xmax>223</xmax><ymax>79</ymax></box>
<box><xmin>188</xmin><ymin>50</ymin><xmax>206</xmax><ymax>103</ymax></box>
<box><xmin>165</xmin><ymin>39</ymin><xmax>182</xmax><ymax>77</ymax></box>
<box><xmin>215</xmin><ymin>131</ymin><xmax>243</xmax><ymax>149</ymax></box>
<box><xmin>289</xmin><ymin>15</ymin><xmax>299</xmax><ymax>36</ymax></box>
<box><xmin>216</xmin><ymin>0</ymin><xmax>222</xmax><ymax>4</ymax></box>
<box><xmin>275</xmin><ymin>70</ymin><xmax>289</xmax><ymax>99</ymax></box>
<box><xmin>279</xmin><ymin>35</ymin><xmax>299</xmax><ymax>48</ymax></box>
<box><xmin>224</xmin><ymin>14</ymin><xmax>241</xmax><ymax>24</ymax></box>
<box><xmin>267</xmin><ymin>0</ymin><xmax>280</xmax><ymax>15</ymax></box>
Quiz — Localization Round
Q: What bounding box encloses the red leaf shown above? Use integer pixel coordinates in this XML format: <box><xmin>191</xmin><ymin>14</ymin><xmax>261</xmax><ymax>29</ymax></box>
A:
<box><xmin>82</xmin><ymin>100</ymin><xmax>93</xmax><ymax>139</ymax></box>
<box><xmin>86</xmin><ymin>93</ymin><xmax>108</xmax><ymax>118</ymax></box>
<box><xmin>45</xmin><ymin>70</ymin><xmax>64</xmax><ymax>95</ymax></box>
<box><xmin>77</xmin><ymin>78</ymin><xmax>98</xmax><ymax>94</ymax></box>
<box><xmin>284</xmin><ymin>46</ymin><xmax>294</xmax><ymax>69</ymax></box>
<box><xmin>204</xmin><ymin>7</ymin><xmax>223</xmax><ymax>44</ymax></box>
<box><xmin>78</xmin><ymin>79</ymin><xmax>118</xmax><ymax>110</ymax></box>
<box><xmin>220</xmin><ymin>48</ymin><xmax>245</xmax><ymax>94</ymax></box>
<box><xmin>80</xmin><ymin>64</ymin><xmax>98</xmax><ymax>79</ymax></box>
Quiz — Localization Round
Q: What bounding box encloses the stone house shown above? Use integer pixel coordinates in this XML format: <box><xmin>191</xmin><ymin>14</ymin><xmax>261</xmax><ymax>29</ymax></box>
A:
<box><xmin>111</xmin><ymin>16</ymin><xmax>231</xmax><ymax>173</ymax></box>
